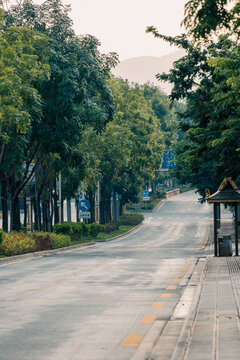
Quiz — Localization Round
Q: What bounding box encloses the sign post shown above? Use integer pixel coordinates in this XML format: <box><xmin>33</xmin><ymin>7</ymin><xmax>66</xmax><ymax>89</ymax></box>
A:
<box><xmin>142</xmin><ymin>190</ymin><xmax>149</xmax><ymax>210</ymax></box>
<box><xmin>79</xmin><ymin>199</ymin><xmax>91</xmax><ymax>223</ymax></box>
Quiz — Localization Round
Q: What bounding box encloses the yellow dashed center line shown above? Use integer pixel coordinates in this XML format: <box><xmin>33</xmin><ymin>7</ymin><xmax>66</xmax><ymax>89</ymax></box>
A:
<box><xmin>166</xmin><ymin>285</ymin><xmax>177</xmax><ymax>290</ymax></box>
<box><xmin>55</xmin><ymin>278</ymin><xmax>66</xmax><ymax>283</ymax></box>
<box><xmin>122</xmin><ymin>334</ymin><xmax>144</xmax><ymax>347</ymax></box>
<box><xmin>37</xmin><ymin>285</ymin><xmax>51</xmax><ymax>291</ymax></box>
<box><xmin>173</xmin><ymin>278</ymin><xmax>182</xmax><ymax>283</ymax></box>
<box><xmin>13</xmin><ymin>293</ymin><xmax>31</xmax><ymax>299</ymax></box>
<box><xmin>177</xmin><ymin>272</ymin><xmax>185</xmax><ymax>277</ymax></box>
<box><xmin>152</xmin><ymin>302</ymin><xmax>165</xmax><ymax>309</ymax></box>
<box><xmin>139</xmin><ymin>315</ymin><xmax>157</xmax><ymax>325</ymax></box>
<box><xmin>160</xmin><ymin>293</ymin><xmax>172</xmax><ymax>298</ymax></box>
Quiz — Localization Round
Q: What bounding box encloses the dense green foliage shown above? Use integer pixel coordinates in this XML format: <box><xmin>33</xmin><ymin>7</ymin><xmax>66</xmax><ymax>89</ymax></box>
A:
<box><xmin>89</xmin><ymin>223</ymin><xmax>105</xmax><ymax>237</ymax></box>
<box><xmin>147</xmin><ymin>0</ymin><xmax>240</xmax><ymax>200</ymax></box>
<box><xmin>47</xmin><ymin>233</ymin><xmax>71</xmax><ymax>249</ymax></box>
<box><xmin>80</xmin><ymin>78</ymin><xmax>178</xmax><ymax>222</ymax></box>
<box><xmin>183</xmin><ymin>0</ymin><xmax>240</xmax><ymax>41</ymax></box>
<box><xmin>0</xmin><ymin>232</ymin><xmax>35</xmax><ymax>256</ymax></box>
<box><xmin>120</xmin><ymin>213</ymin><xmax>144</xmax><ymax>226</ymax></box>
<box><xmin>0</xmin><ymin>0</ymin><xmax>117</xmax><ymax>231</ymax></box>
<box><xmin>0</xmin><ymin>0</ymin><xmax>180</xmax><ymax>231</ymax></box>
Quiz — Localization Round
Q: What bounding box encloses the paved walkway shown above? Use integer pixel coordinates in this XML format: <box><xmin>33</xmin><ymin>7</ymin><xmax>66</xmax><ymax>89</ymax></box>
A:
<box><xmin>147</xmin><ymin>220</ymin><xmax>240</xmax><ymax>360</ymax></box>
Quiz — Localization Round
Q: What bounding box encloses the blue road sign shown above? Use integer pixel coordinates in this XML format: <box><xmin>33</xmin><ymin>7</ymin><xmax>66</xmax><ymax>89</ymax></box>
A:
<box><xmin>169</xmin><ymin>150</ymin><xmax>176</xmax><ymax>169</ymax></box>
<box><xmin>79</xmin><ymin>199</ymin><xmax>90</xmax><ymax>212</ymax></box>
<box><xmin>169</xmin><ymin>150</ymin><xmax>174</xmax><ymax>160</ymax></box>
<box><xmin>161</xmin><ymin>150</ymin><xmax>169</xmax><ymax>170</ymax></box>
<box><xmin>142</xmin><ymin>190</ymin><xmax>149</xmax><ymax>197</ymax></box>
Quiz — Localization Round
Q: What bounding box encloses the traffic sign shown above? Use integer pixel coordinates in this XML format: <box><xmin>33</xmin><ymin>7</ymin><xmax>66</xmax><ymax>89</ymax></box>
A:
<box><xmin>161</xmin><ymin>150</ymin><xmax>169</xmax><ymax>170</ymax></box>
<box><xmin>143</xmin><ymin>196</ymin><xmax>150</xmax><ymax>201</ymax></box>
<box><xmin>79</xmin><ymin>199</ymin><xmax>90</xmax><ymax>212</ymax></box>
<box><xmin>79</xmin><ymin>211</ymin><xmax>91</xmax><ymax>219</ymax></box>
<box><xmin>142</xmin><ymin>190</ymin><xmax>149</xmax><ymax>197</ymax></box>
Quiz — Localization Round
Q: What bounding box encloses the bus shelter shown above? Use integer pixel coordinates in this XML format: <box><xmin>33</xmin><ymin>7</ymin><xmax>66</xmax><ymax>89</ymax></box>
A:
<box><xmin>206</xmin><ymin>177</ymin><xmax>240</xmax><ymax>256</ymax></box>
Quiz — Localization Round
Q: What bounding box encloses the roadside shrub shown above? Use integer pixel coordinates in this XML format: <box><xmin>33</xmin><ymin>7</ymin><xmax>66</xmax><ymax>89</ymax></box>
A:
<box><xmin>120</xmin><ymin>213</ymin><xmax>144</xmax><ymax>226</ymax></box>
<box><xmin>32</xmin><ymin>233</ymin><xmax>51</xmax><ymax>251</ymax></box>
<box><xmin>53</xmin><ymin>222</ymin><xmax>89</xmax><ymax>241</ymax></box>
<box><xmin>105</xmin><ymin>223</ymin><xmax>115</xmax><ymax>233</ymax></box>
<box><xmin>71</xmin><ymin>223</ymin><xmax>84</xmax><ymax>241</ymax></box>
<box><xmin>150</xmin><ymin>193</ymin><xmax>157</xmax><ymax>201</ymax></box>
<box><xmin>89</xmin><ymin>223</ymin><xmax>105</xmax><ymax>237</ymax></box>
<box><xmin>0</xmin><ymin>232</ymin><xmax>35</xmax><ymax>256</ymax></box>
<box><xmin>109</xmin><ymin>220</ymin><xmax>120</xmax><ymax>230</ymax></box>
<box><xmin>156</xmin><ymin>190</ymin><xmax>166</xmax><ymax>198</ymax></box>
<box><xmin>105</xmin><ymin>221</ymin><xmax>120</xmax><ymax>233</ymax></box>
<box><xmin>81</xmin><ymin>222</ymin><xmax>89</xmax><ymax>237</ymax></box>
<box><xmin>47</xmin><ymin>233</ymin><xmax>71</xmax><ymax>249</ymax></box>
<box><xmin>53</xmin><ymin>222</ymin><xmax>73</xmax><ymax>236</ymax></box>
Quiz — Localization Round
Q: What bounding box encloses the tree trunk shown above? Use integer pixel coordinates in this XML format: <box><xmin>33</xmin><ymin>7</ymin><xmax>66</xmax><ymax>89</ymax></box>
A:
<box><xmin>46</xmin><ymin>200</ymin><xmax>52</xmax><ymax>232</ymax></box>
<box><xmin>23</xmin><ymin>195</ymin><xmax>27</xmax><ymax>229</ymax></box>
<box><xmin>100</xmin><ymin>196</ymin><xmax>111</xmax><ymax>224</ymax></box>
<box><xmin>34</xmin><ymin>184</ymin><xmax>41</xmax><ymax>231</ymax></box>
<box><xmin>61</xmin><ymin>199</ymin><xmax>64</xmax><ymax>223</ymax></box>
<box><xmin>9</xmin><ymin>176</ymin><xmax>21</xmax><ymax>232</ymax></box>
<box><xmin>10</xmin><ymin>195</ymin><xmax>20</xmax><ymax>231</ymax></box>
<box><xmin>42</xmin><ymin>200</ymin><xmax>47</xmax><ymax>232</ymax></box>
<box><xmin>75</xmin><ymin>198</ymin><xmax>79</xmax><ymax>222</ymax></box>
<box><xmin>53</xmin><ymin>197</ymin><xmax>58</xmax><ymax>224</ymax></box>
<box><xmin>89</xmin><ymin>189</ymin><xmax>95</xmax><ymax>223</ymax></box>
<box><xmin>0</xmin><ymin>175</ymin><xmax>8</xmax><ymax>232</ymax></box>
<box><xmin>53</xmin><ymin>189</ymin><xmax>59</xmax><ymax>225</ymax></box>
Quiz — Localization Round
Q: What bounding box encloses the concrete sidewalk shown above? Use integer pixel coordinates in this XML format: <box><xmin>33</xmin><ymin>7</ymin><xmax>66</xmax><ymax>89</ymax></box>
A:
<box><xmin>148</xmin><ymin>221</ymin><xmax>240</xmax><ymax>360</ymax></box>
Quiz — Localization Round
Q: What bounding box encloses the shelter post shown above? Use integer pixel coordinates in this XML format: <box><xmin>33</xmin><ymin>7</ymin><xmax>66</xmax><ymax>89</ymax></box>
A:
<box><xmin>235</xmin><ymin>203</ymin><xmax>239</xmax><ymax>256</ymax></box>
<box><xmin>213</xmin><ymin>203</ymin><xmax>218</xmax><ymax>256</ymax></box>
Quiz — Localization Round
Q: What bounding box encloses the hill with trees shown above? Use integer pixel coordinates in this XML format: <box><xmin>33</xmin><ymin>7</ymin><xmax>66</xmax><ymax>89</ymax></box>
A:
<box><xmin>112</xmin><ymin>50</ymin><xmax>185</xmax><ymax>94</ymax></box>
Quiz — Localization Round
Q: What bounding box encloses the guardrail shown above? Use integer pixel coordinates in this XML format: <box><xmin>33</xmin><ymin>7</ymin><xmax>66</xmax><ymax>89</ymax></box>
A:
<box><xmin>166</xmin><ymin>188</ymin><xmax>180</xmax><ymax>199</ymax></box>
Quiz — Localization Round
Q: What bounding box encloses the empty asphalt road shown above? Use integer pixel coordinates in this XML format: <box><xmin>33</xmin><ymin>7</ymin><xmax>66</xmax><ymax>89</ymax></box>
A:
<box><xmin>0</xmin><ymin>191</ymin><xmax>212</xmax><ymax>360</ymax></box>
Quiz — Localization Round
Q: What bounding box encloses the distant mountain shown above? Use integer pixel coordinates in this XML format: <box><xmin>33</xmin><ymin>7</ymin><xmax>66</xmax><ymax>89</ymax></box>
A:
<box><xmin>112</xmin><ymin>50</ymin><xmax>185</xmax><ymax>94</ymax></box>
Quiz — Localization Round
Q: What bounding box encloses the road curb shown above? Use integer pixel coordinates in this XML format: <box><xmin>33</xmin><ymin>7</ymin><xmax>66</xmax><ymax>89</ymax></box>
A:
<box><xmin>97</xmin><ymin>222</ymin><xmax>144</xmax><ymax>243</ymax></box>
<box><xmin>153</xmin><ymin>199</ymin><xmax>166</xmax><ymax>212</ymax></box>
<box><xmin>0</xmin><ymin>241</ymin><xmax>96</xmax><ymax>266</ymax></box>
<box><xmin>170</xmin><ymin>257</ymin><xmax>208</xmax><ymax>360</ymax></box>
<box><xmin>0</xmin><ymin>222</ymin><xmax>144</xmax><ymax>266</ymax></box>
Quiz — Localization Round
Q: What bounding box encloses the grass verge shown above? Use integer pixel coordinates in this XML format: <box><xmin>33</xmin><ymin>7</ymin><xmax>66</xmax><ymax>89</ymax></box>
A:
<box><xmin>69</xmin><ymin>225</ymin><xmax>135</xmax><ymax>244</ymax></box>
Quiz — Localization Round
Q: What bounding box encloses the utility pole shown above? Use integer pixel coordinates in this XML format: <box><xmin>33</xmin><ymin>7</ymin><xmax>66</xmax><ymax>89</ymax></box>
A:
<box><xmin>95</xmin><ymin>182</ymin><xmax>100</xmax><ymax>223</ymax></box>
<box><xmin>56</xmin><ymin>173</ymin><xmax>62</xmax><ymax>224</ymax></box>
<box><xmin>26</xmin><ymin>197</ymin><xmax>31</xmax><ymax>231</ymax></box>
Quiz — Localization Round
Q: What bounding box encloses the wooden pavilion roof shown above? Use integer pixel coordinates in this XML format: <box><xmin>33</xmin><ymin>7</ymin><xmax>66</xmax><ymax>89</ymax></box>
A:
<box><xmin>206</xmin><ymin>177</ymin><xmax>240</xmax><ymax>203</ymax></box>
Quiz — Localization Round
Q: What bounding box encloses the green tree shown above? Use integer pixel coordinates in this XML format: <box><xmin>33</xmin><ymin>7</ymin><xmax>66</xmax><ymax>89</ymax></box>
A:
<box><xmin>3</xmin><ymin>0</ymin><xmax>117</xmax><ymax>230</ymax></box>
<box><xmin>0</xmin><ymin>9</ymin><xmax>50</xmax><ymax>230</ymax></box>
<box><xmin>81</xmin><ymin>78</ymin><xmax>165</xmax><ymax>222</ymax></box>
<box><xmin>147</xmin><ymin>21</ymin><xmax>240</xmax><ymax>199</ymax></box>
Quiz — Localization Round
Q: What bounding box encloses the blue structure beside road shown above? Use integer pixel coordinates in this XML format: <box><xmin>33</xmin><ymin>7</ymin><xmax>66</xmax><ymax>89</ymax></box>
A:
<box><xmin>79</xmin><ymin>199</ymin><xmax>90</xmax><ymax>212</ymax></box>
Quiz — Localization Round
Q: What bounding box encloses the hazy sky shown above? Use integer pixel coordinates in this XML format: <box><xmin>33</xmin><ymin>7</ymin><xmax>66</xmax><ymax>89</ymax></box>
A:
<box><xmin>33</xmin><ymin>0</ymin><xmax>187</xmax><ymax>61</ymax></box>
